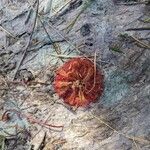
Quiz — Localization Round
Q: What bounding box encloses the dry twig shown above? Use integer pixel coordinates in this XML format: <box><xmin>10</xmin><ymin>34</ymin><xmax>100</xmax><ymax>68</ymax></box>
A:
<box><xmin>2</xmin><ymin>109</ymin><xmax>63</xmax><ymax>129</ymax></box>
<box><xmin>115</xmin><ymin>1</ymin><xmax>149</xmax><ymax>5</ymax></box>
<box><xmin>0</xmin><ymin>25</ymin><xmax>16</xmax><ymax>38</ymax></box>
<box><xmin>130</xmin><ymin>35</ymin><xmax>150</xmax><ymax>49</ymax></box>
<box><xmin>126</xmin><ymin>27</ymin><xmax>150</xmax><ymax>31</ymax></box>
<box><xmin>64</xmin><ymin>0</ymin><xmax>93</xmax><ymax>33</ymax></box>
<box><xmin>12</xmin><ymin>0</ymin><xmax>39</xmax><ymax>80</ymax></box>
<box><xmin>89</xmin><ymin>113</ymin><xmax>150</xmax><ymax>149</ymax></box>
<box><xmin>26</xmin><ymin>0</ymin><xmax>101</xmax><ymax>65</ymax></box>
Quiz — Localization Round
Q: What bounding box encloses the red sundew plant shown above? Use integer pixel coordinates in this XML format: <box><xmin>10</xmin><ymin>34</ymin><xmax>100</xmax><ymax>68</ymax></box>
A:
<box><xmin>54</xmin><ymin>57</ymin><xmax>104</xmax><ymax>107</ymax></box>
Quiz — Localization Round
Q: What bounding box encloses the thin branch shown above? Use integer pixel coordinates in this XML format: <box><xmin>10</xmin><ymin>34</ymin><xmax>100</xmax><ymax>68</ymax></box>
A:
<box><xmin>38</xmin><ymin>17</ymin><xmax>64</xmax><ymax>62</ymax></box>
<box><xmin>126</xmin><ymin>27</ymin><xmax>150</xmax><ymax>31</ymax></box>
<box><xmin>130</xmin><ymin>35</ymin><xmax>150</xmax><ymax>49</ymax></box>
<box><xmin>50</xmin><ymin>54</ymin><xmax>94</xmax><ymax>58</ymax></box>
<box><xmin>31</xmin><ymin>113</ymin><xmax>55</xmax><ymax>139</ymax></box>
<box><xmin>46</xmin><ymin>21</ymin><xmax>82</xmax><ymax>54</ymax></box>
<box><xmin>27</xmin><ymin>0</ymin><xmax>105</xmax><ymax>66</ymax></box>
<box><xmin>65</xmin><ymin>0</ymin><xmax>93</xmax><ymax>33</ymax></box>
<box><xmin>2</xmin><ymin>109</ymin><xmax>63</xmax><ymax>129</ymax></box>
<box><xmin>85</xmin><ymin>52</ymin><xmax>97</xmax><ymax>93</ymax></box>
<box><xmin>27</xmin><ymin>0</ymin><xmax>64</xmax><ymax>62</ymax></box>
<box><xmin>27</xmin><ymin>0</ymin><xmax>90</xmax><ymax>58</ymax></box>
<box><xmin>52</xmin><ymin>0</ymin><xmax>72</xmax><ymax>16</ymax></box>
<box><xmin>116</xmin><ymin>1</ymin><xmax>149</xmax><ymax>5</ymax></box>
<box><xmin>0</xmin><ymin>25</ymin><xmax>16</xmax><ymax>38</ymax></box>
<box><xmin>90</xmin><ymin>113</ymin><xmax>150</xmax><ymax>145</ymax></box>
<box><xmin>12</xmin><ymin>0</ymin><xmax>39</xmax><ymax>80</ymax></box>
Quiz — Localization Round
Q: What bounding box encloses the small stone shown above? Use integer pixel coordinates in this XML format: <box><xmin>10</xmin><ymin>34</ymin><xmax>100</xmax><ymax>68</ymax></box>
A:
<box><xmin>17</xmin><ymin>69</ymin><xmax>34</xmax><ymax>83</ymax></box>
<box><xmin>85</xmin><ymin>38</ymin><xmax>94</xmax><ymax>47</ymax></box>
<box><xmin>80</xmin><ymin>23</ymin><xmax>91</xmax><ymax>37</ymax></box>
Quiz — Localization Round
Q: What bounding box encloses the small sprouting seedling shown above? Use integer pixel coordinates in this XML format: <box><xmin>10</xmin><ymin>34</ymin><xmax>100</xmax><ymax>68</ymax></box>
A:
<box><xmin>110</xmin><ymin>46</ymin><xmax>123</xmax><ymax>53</ymax></box>
<box><xmin>109</xmin><ymin>41</ymin><xmax>123</xmax><ymax>53</ymax></box>
<box><xmin>119</xmin><ymin>33</ymin><xmax>129</xmax><ymax>40</ymax></box>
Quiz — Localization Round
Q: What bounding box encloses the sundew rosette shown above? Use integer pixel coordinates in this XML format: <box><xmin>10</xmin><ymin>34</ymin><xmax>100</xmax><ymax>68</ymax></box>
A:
<box><xmin>54</xmin><ymin>57</ymin><xmax>104</xmax><ymax>107</ymax></box>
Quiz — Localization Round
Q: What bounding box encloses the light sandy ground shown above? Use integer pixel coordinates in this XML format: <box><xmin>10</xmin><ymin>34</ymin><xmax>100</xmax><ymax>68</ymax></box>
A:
<box><xmin>0</xmin><ymin>0</ymin><xmax>150</xmax><ymax>149</ymax></box>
